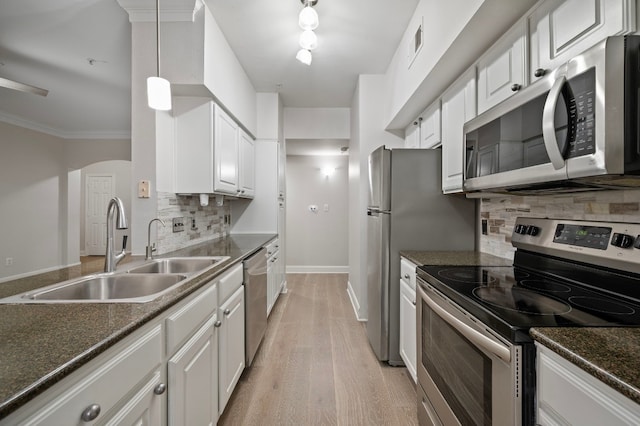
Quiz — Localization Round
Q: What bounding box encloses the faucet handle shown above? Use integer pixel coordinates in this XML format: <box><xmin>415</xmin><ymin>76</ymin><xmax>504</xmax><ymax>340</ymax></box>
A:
<box><xmin>122</xmin><ymin>235</ymin><xmax>128</xmax><ymax>251</ymax></box>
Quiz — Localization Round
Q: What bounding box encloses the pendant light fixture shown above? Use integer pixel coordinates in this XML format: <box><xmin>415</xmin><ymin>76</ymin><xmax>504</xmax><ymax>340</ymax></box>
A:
<box><xmin>296</xmin><ymin>0</ymin><xmax>319</xmax><ymax>65</ymax></box>
<box><xmin>147</xmin><ymin>0</ymin><xmax>171</xmax><ymax>111</ymax></box>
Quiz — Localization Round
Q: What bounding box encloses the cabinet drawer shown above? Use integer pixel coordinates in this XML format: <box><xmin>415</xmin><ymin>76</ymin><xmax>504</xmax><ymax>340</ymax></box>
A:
<box><xmin>166</xmin><ymin>282</ymin><xmax>217</xmax><ymax>355</ymax></box>
<box><xmin>23</xmin><ymin>325</ymin><xmax>162</xmax><ymax>425</ymax></box>
<box><xmin>265</xmin><ymin>239</ymin><xmax>279</xmax><ymax>257</ymax></box>
<box><xmin>400</xmin><ymin>258</ymin><xmax>417</xmax><ymax>291</ymax></box>
<box><xmin>218</xmin><ymin>263</ymin><xmax>244</xmax><ymax>304</ymax></box>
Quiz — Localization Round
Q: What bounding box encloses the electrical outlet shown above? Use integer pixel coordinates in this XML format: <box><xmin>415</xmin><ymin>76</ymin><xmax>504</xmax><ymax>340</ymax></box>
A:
<box><xmin>191</xmin><ymin>217</ymin><xmax>197</xmax><ymax>230</ymax></box>
<box><xmin>5</xmin><ymin>257</ymin><xmax>13</xmax><ymax>266</ymax></box>
<box><xmin>173</xmin><ymin>217</ymin><xmax>185</xmax><ymax>232</ymax></box>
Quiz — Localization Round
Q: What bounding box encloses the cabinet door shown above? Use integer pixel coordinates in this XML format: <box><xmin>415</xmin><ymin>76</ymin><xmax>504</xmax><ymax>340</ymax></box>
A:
<box><xmin>399</xmin><ymin>279</ymin><xmax>417</xmax><ymax>383</ymax></box>
<box><xmin>238</xmin><ymin>130</ymin><xmax>255</xmax><ymax>198</ymax></box>
<box><xmin>420</xmin><ymin>101</ymin><xmax>441</xmax><ymax>149</ymax></box>
<box><xmin>278</xmin><ymin>140</ymin><xmax>286</xmax><ymax>199</ymax></box>
<box><xmin>477</xmin><ymin>20</ymin><xmax>526</xmax><ymax>114</ymax></box>
<box><xmin>214</xmin><ymin>106</ymin><xmax>239</xmax><ymax>195</ymax></box>
<box><xmin>218</xmin><ymin>286</ymin><xmax>245</xmax><ymax>415</ymax></box>
<box><xmin>168</xmin><ymin>316</ymin><xmax>218</xmax><ymax>426</ymax></box>
<box><xmin>103</xmin><ymin>371</ymin><xmax>164</xmax><ymax>426</ymax></box>
<box><xmin>528</xmin><ymin>0</ymin><xmax>635</xmax><ymax>84</ymax></box>
<box><xmin>441</xmin><ymin>68</ymin><xmax>476</xmax><ymax>194</ymax></box>
<box><xmin>404</xmin><ymin>119</ymin><xmax>420</xmax><ymax>149</ymax></box>
<box><xmin>175</xmin><ymin>102</ymin><xmax>215</xmax><ymax>194</ymax></box>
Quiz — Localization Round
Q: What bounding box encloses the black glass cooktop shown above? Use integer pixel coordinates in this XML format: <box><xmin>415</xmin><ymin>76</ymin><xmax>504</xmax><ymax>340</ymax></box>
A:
<box><xmin>417</xmin><ymin>262</ymin><xmax>640</xmax><ymax>343</ymax></box>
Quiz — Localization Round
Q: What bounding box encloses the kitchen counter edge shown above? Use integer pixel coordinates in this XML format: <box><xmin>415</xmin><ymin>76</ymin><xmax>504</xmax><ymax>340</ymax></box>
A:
<box><xmin>530</xmin><ymin>327</ymin><xmax>640</xmax><ymax>405</ymax></box>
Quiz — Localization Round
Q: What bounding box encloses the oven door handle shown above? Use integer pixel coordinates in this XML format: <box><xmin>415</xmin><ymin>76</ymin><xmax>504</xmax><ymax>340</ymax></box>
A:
<box><xmin>423</xmin><ymin>291</ymin><xmax>511</xmax><ymax>363</ymax></box>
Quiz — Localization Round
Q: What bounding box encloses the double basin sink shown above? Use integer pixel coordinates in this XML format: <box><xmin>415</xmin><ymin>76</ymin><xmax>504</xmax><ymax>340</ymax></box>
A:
<box><xmin>0</xmin><ymin>257</ymin><xmax>230</xmax><ymax>304</ymax></box>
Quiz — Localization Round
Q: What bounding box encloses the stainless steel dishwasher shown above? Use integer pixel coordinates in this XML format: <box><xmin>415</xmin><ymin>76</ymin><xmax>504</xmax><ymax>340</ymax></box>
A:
<box><xmin>244</xmin><ymin>247</ymin><xmax>268</xmax><ymax>366</ymax></box>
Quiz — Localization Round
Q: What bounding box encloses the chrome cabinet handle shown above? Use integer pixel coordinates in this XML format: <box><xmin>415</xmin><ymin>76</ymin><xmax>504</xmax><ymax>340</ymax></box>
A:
<box><xmin>421</xmin><ymin>289</ymin><xmax>511</xmax><ymax>363</ymax></box>
<box><xmin>511</xmin><ymin>83</ymin><xmax>521</xmax><ymax>92</ymax></box>
<box><xmin>224</xmin><ymin>309</ymin><xmax>231</xmax><ymax>315</ymax></box>
<box><xmin>81</xmin><ymin>404</ymin><xmax>101</xmax><ymax>422</ymax></box>
<box><xmin>542</xmin><ymin>75</ymin><xmax>567</xmax><ymax>170</ymax></box>
<box><xmin>404</xmin><ymin>274</ymin><xmax>410</xmax><ymax>279</ymax></box>
<box><xmin>214</xmin><ymin>320</ymin><xmax>222</xmax><ymax>327</ymax></box>
<box><xmin>154</xmin><ymin>383</ymin><xmax>167</xmax><ymax>395</ymax></box>
<box><xmin>534</xmin><ymin>68</ymin><xmax>546</xmax><ymax>77</ymax></box>
<box><xmin>412</xmin><ymin>300</ymin><xmax>417</xmax><ymax>306</ymax></box>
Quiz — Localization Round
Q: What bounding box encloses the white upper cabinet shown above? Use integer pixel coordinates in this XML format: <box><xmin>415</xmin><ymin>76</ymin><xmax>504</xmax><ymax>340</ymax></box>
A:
<box><xmin>528</xmin><ymin>0</ymin><xmax>635</xmax><ymax>84</ymax></box>
<box><xmin>175</xmin><ymin>100</ymin><xmax>255</xmax><ymax>198</ymax></box>
<box><xmin>404</xmin><ymin>119</ymin><xmax>420</xmax><ymax>149</ymax></box>
<box><xmin>238</xmin><ymin>130</ymin><xmax>255</xmax><ymax>198</ymax></box>
<box><xmin>477</xmin><ymin>20</ymin><xmax>527</xmax><ymax>114</ymax></box>
<box><xmin>441</xmin><ymin>68</ymin><xmax>476</xmax><ymax>194</ymax></box>
<box><xmin>419</xmin><ymin>100</ymin><xmax>441</xmax><ymax>149</ymax></box>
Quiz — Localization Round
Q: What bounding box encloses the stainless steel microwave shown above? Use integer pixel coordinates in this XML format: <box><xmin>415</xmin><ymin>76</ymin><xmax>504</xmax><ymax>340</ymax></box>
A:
<box><xmin>464</xmin><ymin>35</ymin><xmax>640</xmax><ymax>194</ymax></box>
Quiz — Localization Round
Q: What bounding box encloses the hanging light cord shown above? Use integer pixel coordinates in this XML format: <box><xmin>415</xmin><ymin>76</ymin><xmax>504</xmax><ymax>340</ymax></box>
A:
<box><xmin>155</xmin><ymin>0</ymin><xmax>161</xmax><ymax>77</ymax></box>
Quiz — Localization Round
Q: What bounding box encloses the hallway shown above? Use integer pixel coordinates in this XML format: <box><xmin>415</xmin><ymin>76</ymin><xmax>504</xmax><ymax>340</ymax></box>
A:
<box><xmin>218</xmin><ymin>273</ymin><xmax>418</xmax><ymax>426</ymax></box>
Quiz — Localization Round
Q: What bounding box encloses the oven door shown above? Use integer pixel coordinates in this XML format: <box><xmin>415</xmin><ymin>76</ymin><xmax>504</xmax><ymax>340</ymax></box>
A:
<box><xmin>416</xmin><ymin>278</ymin><xmax>521</xmax><ymax>426</ymax></box>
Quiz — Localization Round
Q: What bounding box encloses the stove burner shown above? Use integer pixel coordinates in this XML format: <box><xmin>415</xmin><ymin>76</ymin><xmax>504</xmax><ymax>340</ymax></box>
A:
<box><xmin>438</xmin><ymin>269</ymin><xmax>497</xmax><ymax>284</ymax></box>
<box><xmin>568</xmin><ymin>296</ymin><xmax>636</xmax><ymax>315</ymax></box>
<box><xmin>473</xmin><ymin>287</ymin><xmax>572</xmax><ymax>315</ymax></box>
<box><xmin>520</xmin><ymin>280</ymin><xmax>571</xmax><ymax>293</ymax></box>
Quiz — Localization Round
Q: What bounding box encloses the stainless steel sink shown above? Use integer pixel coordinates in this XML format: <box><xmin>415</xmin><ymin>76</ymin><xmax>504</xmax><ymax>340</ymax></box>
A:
<box><xmin>1</xmin><ymin>273</ymin><xmax>189</xmax><ymax>303</ymax></box>
<box><xmin>126</xmin><ymin>256</ymin><xmax>229</xmax><ymax>274</ymax></box>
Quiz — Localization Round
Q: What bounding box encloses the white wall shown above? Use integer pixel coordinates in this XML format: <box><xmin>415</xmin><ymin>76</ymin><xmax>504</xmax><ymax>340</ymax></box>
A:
<box><xmin>286</xmin><ymin>155</ymin><xmax>349</xmax><ymax>273</ymax></box>
<box><xmin>284</xmin><ymin>108</ymin><xmax>350</xmax><ymax>139</ymax></box>
<box><xmin>0</xmin><ymin>121</ymin><xmax>130</xmax><ymax>281</ymax></box>
<box><xmin>348</xmin><ymin>75</ymin><xmax>404</xmax><ymax>320</ymax></box>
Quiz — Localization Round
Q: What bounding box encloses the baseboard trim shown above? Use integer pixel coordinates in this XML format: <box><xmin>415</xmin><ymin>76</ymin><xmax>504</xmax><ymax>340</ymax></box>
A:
<box><xmin>0</xmin><ymin>262</ymin><xmax>82</xmax><ymax>284</ymax></box>
<box><xmin>347</xmin><ymin>280</ymin><xmax>367</xmax><ymax>322</ymax></box>
<box><xmin>286</xmin><ymin>265</ymin><xmax>349</xmax><ymax>274</ymax></box>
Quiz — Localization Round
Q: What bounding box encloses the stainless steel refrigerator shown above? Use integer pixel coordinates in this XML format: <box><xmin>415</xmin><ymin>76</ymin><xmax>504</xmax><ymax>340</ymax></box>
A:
<box><xmin>366</xmin><ymin>146</ymin><xmax>476</xmax><ymax>364</ymax></box>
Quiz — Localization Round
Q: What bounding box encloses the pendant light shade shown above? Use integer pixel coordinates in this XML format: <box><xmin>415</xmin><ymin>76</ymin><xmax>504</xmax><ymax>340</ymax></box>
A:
<box><xmin>147</xmin><ymin>76</ymin><xmax>172</xmax><ymax>110</ymax></box>
<box><xmin>147</xmin><ymin>0</ymin><xmax>171</xmax><ymax>111</ymax></box>
<box><xmin>299</xmin><ymin>30</ymin><xmax>318</xmax><ymax>50</ymax></box>
<box><xmin>296</xmin><ymin>49</ymin><xmax>312</xmax><ymax>65</ymax></box>
<box><xmin>299</xmin><ymin>6</ymin><xmax>319</xmax><ymax>30</ymax></box>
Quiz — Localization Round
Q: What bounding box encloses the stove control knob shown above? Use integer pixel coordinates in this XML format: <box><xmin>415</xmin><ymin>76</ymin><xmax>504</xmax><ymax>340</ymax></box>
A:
<box><xmin>515</xmin><ymin>225</ymin><xmax>526</xmax><ymax>234</ymax></box>
<box><xmin>612</xmin><ymin>233</ymin><xmax>634</xmax><ymax>248</ymax></box>
<box><xmin>527</xmin><ymin>226</ymin><xmax>540</xmax><ymax>236</ymax></box>
<box><xmin>634</xmin><ymin>236</ymin><xmax>640</xmax><ymax>249</ymax></box>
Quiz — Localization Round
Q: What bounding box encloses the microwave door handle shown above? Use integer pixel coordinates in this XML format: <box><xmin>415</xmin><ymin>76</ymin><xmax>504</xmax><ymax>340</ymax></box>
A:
<box><xmin>423</xmin><ymin>291</ymin><xmax>511</xmax><ymax>363</ymax></box>
<box><xmin>542</xmin><ymin>75</ymin><xmax>567</xmax><ymax>170</ymax></box>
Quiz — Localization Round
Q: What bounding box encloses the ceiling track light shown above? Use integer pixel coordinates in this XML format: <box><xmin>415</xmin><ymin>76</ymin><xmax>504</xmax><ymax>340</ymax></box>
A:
<box><xmin>296</xmin><ymin>0</ymin><xmax>319</xmax><ymax>65</ymax></box>
<box><xmin>147</xmin><ymin>0</ymin><xmax>172</xmax><ymax>111</ymax></box>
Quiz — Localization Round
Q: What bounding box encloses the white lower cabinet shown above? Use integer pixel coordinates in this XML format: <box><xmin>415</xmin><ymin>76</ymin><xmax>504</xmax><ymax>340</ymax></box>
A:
<box><xmin>536</xmin><ymin>343</ymin><xmax>640</xmax><ymax>425</ymax></box>
<box><xmin>168</xmin><ymin>316</ymin><xmax>219</xmax><ymax>426</ymax></box>
<box><xmin>266</xmin><ymin>239</ymin><xmax>283</xmax><ymax>316</ymax></box>
<box><xmin>399</xmin><ymin>257</ymin><xmax>417</xmax><ymax>383</ymax></box>
<box><xmin>218</xmin><ymin>285</ymin><xmax>245</xmax><ymax>415</ymax></box>
<box><xmin>3</xmin><ymin>325</ymin><xmax>164</xmax><ymax>426</ymax></box>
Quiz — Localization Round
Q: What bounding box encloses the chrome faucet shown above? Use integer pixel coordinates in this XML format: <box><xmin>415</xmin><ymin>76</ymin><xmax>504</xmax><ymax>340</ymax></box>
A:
<box><xmin>104</xmin><ymin>197</ymin><xmax>128</xmax><ymax>273</ymax></box>
<box><xmin>146</xmin><ymin>218</ymin><xmax>166</xmax><ymax>260</ymax></box>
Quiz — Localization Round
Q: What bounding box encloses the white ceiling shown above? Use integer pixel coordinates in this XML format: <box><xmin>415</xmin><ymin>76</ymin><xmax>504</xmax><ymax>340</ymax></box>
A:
<box><xmin>0</xmin><ymin>0</ymin><xmax>418</xmax><ymax>142</ymax></box>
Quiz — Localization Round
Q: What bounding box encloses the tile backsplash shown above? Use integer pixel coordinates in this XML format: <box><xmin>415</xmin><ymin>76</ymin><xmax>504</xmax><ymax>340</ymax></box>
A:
<box><xmin>480</xmin><ymin>189</ymin><xmax>640</xmax><ymax>260</ymax></box>
<box><xmin>155</xmin><ymin>192</ymin><xmax>230</xmax><ymax>254</ymax></box>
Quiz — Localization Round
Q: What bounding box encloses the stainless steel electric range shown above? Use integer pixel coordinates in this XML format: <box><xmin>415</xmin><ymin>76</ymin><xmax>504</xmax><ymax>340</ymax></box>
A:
<box><xmin>416</xmin><ymin>217</ymin><xmax>640</xmax><ymax>426</ymax></box>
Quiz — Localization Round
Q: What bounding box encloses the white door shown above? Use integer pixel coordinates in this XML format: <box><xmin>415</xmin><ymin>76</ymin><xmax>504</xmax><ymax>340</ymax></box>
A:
<box><xmin>85</xmin><ymin>174</ymin><xmax>114</xmax><ymax>255</ymax></box>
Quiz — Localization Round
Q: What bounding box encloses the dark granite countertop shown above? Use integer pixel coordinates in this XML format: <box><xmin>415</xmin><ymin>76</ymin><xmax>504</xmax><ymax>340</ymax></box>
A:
<box><xmin>0</xmin><ymin>233</ymin><xmax>276</xmax><ymax>420</ymax></box>
<box><xmin>400</xmin><ymin>250</ymin><xmax>513</xmax><ymax>267</ymax></box>
<box><xmin>531</xmin><ymin>327</ymin><xmax>640</xmax><ymax>405</ymax></box>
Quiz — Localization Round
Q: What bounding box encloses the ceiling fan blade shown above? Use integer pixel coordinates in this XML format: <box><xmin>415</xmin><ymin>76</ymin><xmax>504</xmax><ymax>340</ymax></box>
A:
<box><xmin>0</xmin><ymin>77</ymin><xmax>48</xmax><ymax>97</ymax></box>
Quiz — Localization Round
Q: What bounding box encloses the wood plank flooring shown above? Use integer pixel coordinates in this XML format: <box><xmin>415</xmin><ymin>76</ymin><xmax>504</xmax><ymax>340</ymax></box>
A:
<box><xmin>218</xmin><ymin>273</ymin><xmax>418</xmax><ymax>426</ymax></box>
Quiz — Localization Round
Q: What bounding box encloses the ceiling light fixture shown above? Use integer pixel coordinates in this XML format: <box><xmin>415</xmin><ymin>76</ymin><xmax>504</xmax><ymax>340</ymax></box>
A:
<box><xmin>296</xmin><ymin>0</ymin><xmax>319</xmax><ymax>65</ymax></box>
<box><xmin>147</xmin><ymin>0</ymin><xmax>171</xmax><ymax>111</ymax></box>
<box><xmin>296</xmin><ymin>49</ymin><xmax>312</xmax><ymax>65</ymax></box>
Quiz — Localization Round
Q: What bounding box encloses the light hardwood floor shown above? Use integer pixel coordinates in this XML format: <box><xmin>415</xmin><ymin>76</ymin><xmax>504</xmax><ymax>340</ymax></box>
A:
<box><xmin>218</xmin><ymin>273</ymin><xmax>418</xmax><ymax>426</ymax></box>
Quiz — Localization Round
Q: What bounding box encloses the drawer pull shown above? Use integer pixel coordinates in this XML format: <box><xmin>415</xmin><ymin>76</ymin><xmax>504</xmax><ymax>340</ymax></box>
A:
<box><xmin>81</xmin><ymin>404</ymin><xmax>101</xmax><ymax>422</ymax></box>
<box><xmin>404</xmin><ymin>274</ymin><xmax>410</xmax><ymax>279</ymax></box>
<box><xmin>412</xmin><ymin>300</ymin><xmax>417</xmax><ymax>306</ymax></box>
<box><xmin>224</xmin><ymin>309</ymin><xmax>231</xmax><ymax>315</ymax></box>
<box><xmin>534</xmin><ymin>68</ymin><xmax>546</xmax><ymax>77</ymax></box>
<box><xmin>214</xmin><ymin>320</ymin><xmax>222</xmax><ymax>328</ymax></box>
<box><xmin>154</xmin><ymin>383</ymin><xmax>167</xmax><ymax>395</ymax></box>
<box><xmin>511</xmin><ymin>83</ymin><xmax>521</xmax><ymax>92</ymax></box>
